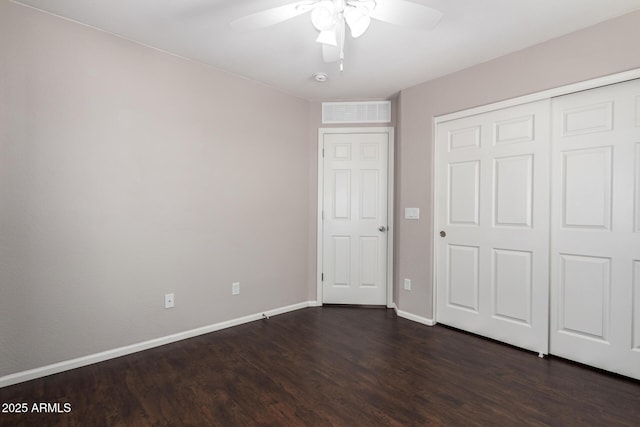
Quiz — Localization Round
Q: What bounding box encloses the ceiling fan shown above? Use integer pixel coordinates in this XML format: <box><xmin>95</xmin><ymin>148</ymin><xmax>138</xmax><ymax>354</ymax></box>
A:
<box><xmin>230</xmin><ymin>0</ymin><xmax>443</xmax><ymax>70</ymax></box>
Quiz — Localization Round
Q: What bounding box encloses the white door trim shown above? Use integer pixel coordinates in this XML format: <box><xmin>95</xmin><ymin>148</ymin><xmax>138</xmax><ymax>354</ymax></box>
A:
<box><xmin>317</xmin><ymin>127</ymin><xmax>395</xmax><ymax>307</ymax></box>
<box><xmin>432</xmin><ymin>67</ymin><xmax>640</xmax><ymax>324</ymax></box>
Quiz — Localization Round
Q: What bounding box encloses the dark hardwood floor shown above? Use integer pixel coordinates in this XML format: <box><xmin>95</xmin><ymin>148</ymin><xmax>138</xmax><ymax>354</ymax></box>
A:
<box><xmin>1</xmin><ymin>306</ymin><xmax>638</xmax><ymax>426</ymax></box>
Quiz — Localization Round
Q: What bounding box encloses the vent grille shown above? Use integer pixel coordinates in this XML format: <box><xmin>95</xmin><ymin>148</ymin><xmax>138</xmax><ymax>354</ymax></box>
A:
<box><xmin>322</xmin><ymin>101</ymin><xmax>391</xmax><ymax>124</ymax></box>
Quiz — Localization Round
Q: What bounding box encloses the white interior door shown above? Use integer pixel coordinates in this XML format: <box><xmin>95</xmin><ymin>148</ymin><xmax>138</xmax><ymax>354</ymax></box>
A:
<box><xmin>550</xmin><ymin>78</ymin><xmax>640</xmax><ymax>380</ymax></box>
<box><xmin>436</xmin><ymin>100</ymin><xmax>551</xmax><ymax>355</ymax></box>
<box><xmin>321</xmin><ymin>131</ymin><xmax>389</xmax><ymax>305</ymax></box>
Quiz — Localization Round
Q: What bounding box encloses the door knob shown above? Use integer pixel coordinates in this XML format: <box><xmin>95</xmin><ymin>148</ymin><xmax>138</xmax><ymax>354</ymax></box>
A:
<box><xmin>379</xmin><ymin>226</ymin><xmax>387</xmax><ymax>232</ymax></box>
<box><xmin>440</xmin><ymin>230</ymin><xmax>446</xmax><ymax>237</ymax></box>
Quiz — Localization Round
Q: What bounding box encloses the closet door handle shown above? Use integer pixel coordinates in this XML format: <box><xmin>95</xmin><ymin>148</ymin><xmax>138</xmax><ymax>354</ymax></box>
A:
<box><xmin>440</xmin><ymin>230</ymin><xmax>446</xmax><ymax>238</ymax></box>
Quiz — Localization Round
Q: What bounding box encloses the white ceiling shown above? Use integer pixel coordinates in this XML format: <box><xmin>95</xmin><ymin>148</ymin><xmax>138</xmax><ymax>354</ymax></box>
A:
<box><xmin>13</xmin><ymin>0</ymin><xmax>640</xmax><ymax>100</ymax></box>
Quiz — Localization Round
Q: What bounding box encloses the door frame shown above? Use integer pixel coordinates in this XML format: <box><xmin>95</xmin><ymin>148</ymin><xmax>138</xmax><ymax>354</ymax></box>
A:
<box><xmin>432</xmin><ymin>67</ymin><xmax>640</xmax><ymax>322</ymax></box>
<box><xmin>316</xmin><ymin>126</ymin><xmax>395</xmax><ymax>307</ymax></box>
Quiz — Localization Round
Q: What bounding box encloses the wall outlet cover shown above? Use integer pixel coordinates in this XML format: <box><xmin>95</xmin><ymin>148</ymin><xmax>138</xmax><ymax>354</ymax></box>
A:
<box><xmin>164</xmin><ymin>293</ymin><xmax>175</xmax><ymax>309</ymax></box>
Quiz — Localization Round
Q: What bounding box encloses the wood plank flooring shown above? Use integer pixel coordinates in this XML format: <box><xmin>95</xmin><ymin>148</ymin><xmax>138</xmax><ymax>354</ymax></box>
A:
<box><xmin>1</xmin><ymin>306</ymin><xmax>638</xmax><ymax>426</ymax></box>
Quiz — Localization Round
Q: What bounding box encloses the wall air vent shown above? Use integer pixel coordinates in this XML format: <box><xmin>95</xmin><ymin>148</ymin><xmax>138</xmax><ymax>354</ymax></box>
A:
<box><xmin>322</xmin><ymin>101</ymin><xmax>391</xmax><ymax>124</ymax></box>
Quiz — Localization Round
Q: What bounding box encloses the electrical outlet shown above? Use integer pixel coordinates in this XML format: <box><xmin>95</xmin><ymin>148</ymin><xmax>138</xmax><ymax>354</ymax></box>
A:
<box><xmin>164</xmin><ymin>293</ymin><xmax>175</xmax><ymax>309</ymax></box>
<box><xmin>232</xmin><ymin>282</ymin><xmax>240</xmax><ymax>296</ymax></box>
<box><xmin>403</xmin><ymin>279</ymin><xmax>411</xmax><ymax>291</ymax></box>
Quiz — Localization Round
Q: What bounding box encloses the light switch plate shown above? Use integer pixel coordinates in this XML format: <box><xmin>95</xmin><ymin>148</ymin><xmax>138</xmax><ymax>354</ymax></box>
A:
<box><xmin>405</xmin><ymin>208</ymin><xmax>420</xmax><ymax>219</ymax></box>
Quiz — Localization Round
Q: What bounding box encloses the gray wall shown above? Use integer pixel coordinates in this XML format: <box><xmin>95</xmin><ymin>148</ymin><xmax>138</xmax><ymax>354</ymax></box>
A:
<box><xmin>394</xmin><ymin>10</ymin><xmax>640</xmax><ymax>319</ymax></box>
<box><xmin>0</xmin><ymin>1</ymin><xmax>311</xmax><ymax>377</ymax></box>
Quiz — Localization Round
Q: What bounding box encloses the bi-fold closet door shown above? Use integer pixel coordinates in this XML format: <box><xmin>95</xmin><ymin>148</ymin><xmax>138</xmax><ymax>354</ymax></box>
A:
<box><xmin>436</xmin><ymin>78</ymin><xmax>640</xmax><ymax>380</ymax></box>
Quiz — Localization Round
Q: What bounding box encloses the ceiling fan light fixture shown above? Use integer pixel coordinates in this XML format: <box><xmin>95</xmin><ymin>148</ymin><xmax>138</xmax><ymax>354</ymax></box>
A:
<box><xmin>344</xmin><ymin>6</ymin><xmax>371</xmax><ymax>38</ymax></box>
<box><xmin>316</xmin><ymin>29</ymin><xmax>337</xmax><ymax>46</ymax></box>
<box><xmin>311</xmin><ymin>2</ymin><xmax>336</xmax><ymax>31</ymax></box>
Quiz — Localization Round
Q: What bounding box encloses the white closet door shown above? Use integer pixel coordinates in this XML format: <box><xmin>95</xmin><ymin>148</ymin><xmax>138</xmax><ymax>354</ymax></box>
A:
<box><xmin>550</xmin><ymin>78</ymin><xmax>640</xmax><ymax>380</ymax></box>
<box><xmin>436</xmin><ymin>100</ymin><xmax>550</xmax><ymax>355</ymax></box>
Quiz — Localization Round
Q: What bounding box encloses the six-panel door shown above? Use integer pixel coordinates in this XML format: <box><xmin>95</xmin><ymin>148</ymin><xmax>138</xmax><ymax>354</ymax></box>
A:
<box><xmin>550</xmin><ymin>78</ymin><xmax>640</xmax><ymax>380</ymax></box>
<box><xmin>436</xmin><ymin>100</ymin><xmax>551</xmax><ymax>355</ymax></box>
<box><xmin>322</xmin><ymin>132</ymin><xmax>389</xmax><ymax>305</ymax></box>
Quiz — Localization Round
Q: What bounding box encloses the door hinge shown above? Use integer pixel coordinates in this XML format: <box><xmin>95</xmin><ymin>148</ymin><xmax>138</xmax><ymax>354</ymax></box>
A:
<box><xmin>321</xmin><ymin>273</ymin><xmax>324</xmax><ymax>281</ymax></box>
<box><xmin>322</xmin><ymin>148</ymin><xmax>325</xmax><ymax>157</ymax></box>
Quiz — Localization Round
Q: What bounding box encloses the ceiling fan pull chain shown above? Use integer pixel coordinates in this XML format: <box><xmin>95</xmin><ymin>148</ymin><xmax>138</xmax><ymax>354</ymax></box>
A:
<box><xmin>340</xmin><ymin>14</ymin><xmax>346</xmax><ymax>71</ymax></box>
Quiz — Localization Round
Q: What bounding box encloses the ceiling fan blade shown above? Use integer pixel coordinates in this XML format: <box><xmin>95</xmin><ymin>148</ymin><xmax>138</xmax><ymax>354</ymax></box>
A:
<box><xmin>230</xmin><ymin>1</ymin><xmax>317</xmax><ymax>31</ymax></box>
<box><xmin>370</xmin><ymin>0</ymin><xmax>443</xmax><ymax>30</ymax></box>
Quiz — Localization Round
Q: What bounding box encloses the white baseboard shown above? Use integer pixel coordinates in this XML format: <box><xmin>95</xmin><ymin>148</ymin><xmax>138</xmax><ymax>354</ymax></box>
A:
<box><xmin>394</xmin><ymin>306</ymin><xmax>436</xmax><ymax>326</ymax></box>
<box><xmin>0</xmin><ymin>301</ymin><xmax>314</xmax><ymax>389</ymax></box>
